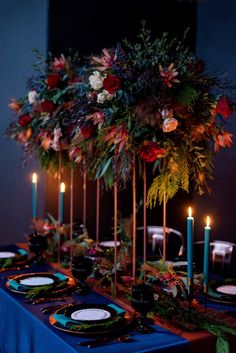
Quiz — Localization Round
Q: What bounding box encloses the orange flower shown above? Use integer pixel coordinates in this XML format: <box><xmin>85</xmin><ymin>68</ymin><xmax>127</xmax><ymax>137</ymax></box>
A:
<box><xmin>8</xmin><ymin>99</ymin><xmax>22</xmax><ymax>112</ymax></box>
<box><xmin>214</xmin><ymin>132</ymin><xmax>233</xmax><ymax>152</ymax></box>
<box><xmin>18</xmin><ymin>128</ymin><xmax>32</xmax><ymax>143</ymax></box>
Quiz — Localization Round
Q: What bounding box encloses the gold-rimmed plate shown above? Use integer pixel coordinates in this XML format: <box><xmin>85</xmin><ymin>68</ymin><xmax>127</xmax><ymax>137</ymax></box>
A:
<box><xmin>6</xmin><ymin>272</ymin><xmax>76</xmax><ymax>297</ymax></box>
<box><xmin>0</xmin><ymin>249</ymin><xmax>28</xmax><ymax>269</ymax></box>
<box><xmin>49</xmin><ymin>303</ymin><xmax>134</xmax><ymax>337</ymax></box>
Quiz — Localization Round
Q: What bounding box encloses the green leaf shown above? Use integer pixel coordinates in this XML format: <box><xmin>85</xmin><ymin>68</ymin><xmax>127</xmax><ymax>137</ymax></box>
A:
<box><xmin>216</xmin><ymin>336</ymin><xmax>229</xmax><ymax>353</ymax></box>
<box><xmin>98</xmin><ymin>157</ymin><xmax>113</xmax><ymax>178</ymax></box>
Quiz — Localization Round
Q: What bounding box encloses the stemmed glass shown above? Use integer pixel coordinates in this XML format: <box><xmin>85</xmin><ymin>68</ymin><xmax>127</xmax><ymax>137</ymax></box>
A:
<box><xmin>71</xmin><ymin>255</ymin><xmax>93</xmax><ymax>295</ymax></box>
<box><xmin>131</xmin><ymin>283</ymin><xmax>155</xmax><ymax>333</ymax></box>
<box><xmin>28</xmin><ymin>232</ymin><xmax>48</xmax><ymax>265</ymax></box>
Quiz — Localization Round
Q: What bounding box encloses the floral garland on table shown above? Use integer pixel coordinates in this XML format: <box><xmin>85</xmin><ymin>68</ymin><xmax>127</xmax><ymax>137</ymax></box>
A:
<box><xmin>7</xmin><ymin>23</ymin><xmax>235</xmax><ymax>204</ymax></box>
<box><xmin>141</xmin><ymin>261</ymin><xmax>236</xmax><ymax>353</ymax></box>
<box><xmin>32</xmin><ymin>215</ymin><xmax>96</xmax><ymax>266</ymax></box>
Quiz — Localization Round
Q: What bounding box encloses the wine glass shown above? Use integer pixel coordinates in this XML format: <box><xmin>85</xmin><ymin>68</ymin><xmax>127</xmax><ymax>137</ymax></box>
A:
<box><xmin>131</xmin><ymin>283</ymin><xmax>155</xmax><ymax>333</ymax></box>
<box><xmin>28</xmin><ymin>232</ymin><xmax>48</xmax><ymax>265</ymax></box>
<box><xmin>71</xmin><ymin>255</ymin><xmax>93</xmax><ymax>295</ymax></box>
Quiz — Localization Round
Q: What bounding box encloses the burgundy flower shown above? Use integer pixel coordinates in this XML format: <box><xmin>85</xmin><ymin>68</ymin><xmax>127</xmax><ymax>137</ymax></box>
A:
<box><xmin>39</xmin><ymin>100</ymin><xmax>55</xmax><ymax>114</ymax></box>
<box><xmin>216</xmin><ymin>96</ymin><xmax>233</xmax><ymax>118</ymax></box>
<box><xmin>140</xmin><ymin>141</ymin><xmax>165</xmax><ymax>162</ymax></box>
<box><xmin>80</xmin><ymin>125</ymin><xmax>95</xmax><ymax>139</ymax></box>
<box><xmin>103</xmin><ymin>74</ymin><xmax>121</xmax><ymax>94</ymax></box>
<box><xmin>188</xmin><ymin>58</ymin><xmax>205</xmax><ymax>74</ymax></box>
<box><xmin>47</xmin><ymin>73</ymin><xmax>61</xmax><ymax>89</ymax></box>
<box><xmin>18</xmin><ymin>114</ymin><xmax>32</xmax><ymax>127</ymax></box>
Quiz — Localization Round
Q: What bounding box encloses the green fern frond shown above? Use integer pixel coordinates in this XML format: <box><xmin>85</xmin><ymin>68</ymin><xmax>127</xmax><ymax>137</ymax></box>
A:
<box><xmin>177</xmin><ymin>86</ymin><xmax>200</xmax><ymax>107</ymax></box>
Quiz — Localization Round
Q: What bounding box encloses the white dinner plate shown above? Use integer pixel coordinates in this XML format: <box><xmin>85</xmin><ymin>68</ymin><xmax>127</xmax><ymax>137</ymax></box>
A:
<box><xmin>71</xmin><ymin>308</ymin><xmax>111</xmax><ymax>321</ymax></box>
<box><xmin>216</xmin><ymin>285</ymin><xmax>236</xmax><ymax>295</ymax></box>
<box><xmin>99</xmin><ymin>241</ymin><xmax>121</xmax><ymax>248</ymax></box>
<box><xmin>20</xmin><ymin>276</ymin><xmax>54</xmax><ymax>286</ymax></box>
<box><xmin>0</xmin><ymin>251</ymin><xmax>16</xmax><ymax>259</ymax></box>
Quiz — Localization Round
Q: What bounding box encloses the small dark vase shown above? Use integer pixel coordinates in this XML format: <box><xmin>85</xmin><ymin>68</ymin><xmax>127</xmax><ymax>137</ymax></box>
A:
<box><xmin>71</xmin><ymin>256</ymin><xmax>93</xmax><ymax>295</ymax></box>
<box><xmin>131</xmin><ymin>283</ymin><xmax>155</xmax><ymax>333</ymax></box>
<box><xmin>28</xmin><ymin>232</ymin><xmax>48</xmax><ymax>265</ymax></box>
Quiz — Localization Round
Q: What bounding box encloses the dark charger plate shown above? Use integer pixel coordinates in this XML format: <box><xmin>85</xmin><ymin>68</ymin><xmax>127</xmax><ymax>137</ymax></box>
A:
<box><xmin>208</xmin><ymin>279</ymin><xmax>236</xmax><ymax>304</ymax></box>
<box><xmin>49</xmin><ymin>303</ymin><xmax>134</xmax><ymax>336</ymax></box>
<box><xmin>6</xmin><ymin>272</ymin><xmax>76</xmax><ymax>297</ymax></box>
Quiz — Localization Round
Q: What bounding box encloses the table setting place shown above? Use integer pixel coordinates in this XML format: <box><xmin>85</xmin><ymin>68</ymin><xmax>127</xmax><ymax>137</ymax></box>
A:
<box><xmin>0</xmin><ymin>244</ymin><xmax>190</xmax><ymax>353</ymax></box>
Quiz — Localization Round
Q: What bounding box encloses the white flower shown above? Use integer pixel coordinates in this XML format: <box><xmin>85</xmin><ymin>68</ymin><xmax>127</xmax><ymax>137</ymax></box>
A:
<box><xmin>51</xmin><ymin>127</ymin><xmax>62</xmax><ymax>151</ymax></box>
<box><xmin>160</xmin><ymin>109</ymin><xmax>173</xmax><ymax>119</ymax></box>
<box><xmin>97</xmin><ymin>90</ymin><xmax>114</xmax><ymax>104</ymax></box>
<box><xmin>89</xmin><ymin>71</ymin><xmax>104</xmax><ymax>90</ymax></box>
<box><xmin>162</xmin><ymin>117</ymin><xmax>178</xmax><ymax>133</ymax></box>
<box><xmin>104</xmin><ymin>90</ymin><xmax>114</xmax><ymax>101</ymax></box>
<box><xmin>28</xmin><ymin>90</ymin><xmax>37</xmax><ymax>104</ymax></box>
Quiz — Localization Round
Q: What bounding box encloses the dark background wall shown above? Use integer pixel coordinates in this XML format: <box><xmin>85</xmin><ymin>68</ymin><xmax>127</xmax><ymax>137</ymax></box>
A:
<box><xmin>0</xmin><ymin>0</ymin><xmax>48</xmax><ymax>243</ymax></box>
<box><xmin>195</xmin><ymin>0</ymin><xmax>236</xmax><ymax>270</ymax></box>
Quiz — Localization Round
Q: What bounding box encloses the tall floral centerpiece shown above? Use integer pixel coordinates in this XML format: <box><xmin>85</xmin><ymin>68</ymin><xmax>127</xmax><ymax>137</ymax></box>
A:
<box><xmin>7</xmin><ymin>24</ymin><xmax>234</xmax><ymax>206</ymax></box>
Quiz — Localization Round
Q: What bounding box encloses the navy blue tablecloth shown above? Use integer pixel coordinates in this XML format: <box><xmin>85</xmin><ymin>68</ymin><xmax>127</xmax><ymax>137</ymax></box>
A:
<box><xmin>0</xmin><ymin>251</ymin><xmax>188</xmax><ymax>353</ymax></box>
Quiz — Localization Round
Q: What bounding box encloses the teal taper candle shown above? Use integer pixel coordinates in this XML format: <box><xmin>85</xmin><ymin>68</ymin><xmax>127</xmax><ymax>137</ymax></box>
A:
<box><xmin>187</xmin><ymin>207</ymin><xmax>194</xmax><ymax>282</ymax></box>
<box><xmin>203</xmin><ymin>216</ymin><xmax>211</xmax><ymax>291</ymax></box>
<box><xmin>32</xmin><ymin>173</ymin><xmax>37</xmax><ymax>219</ymax></box>
<box><xmin>59</xmin><ymin>182</ymin><xmax>65</xmax><ymax>225</ymax></box>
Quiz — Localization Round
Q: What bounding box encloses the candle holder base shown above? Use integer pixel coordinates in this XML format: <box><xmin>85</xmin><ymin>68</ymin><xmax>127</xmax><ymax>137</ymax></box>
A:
<box><xmin>187</xmin><ymin>277</ymin><xmax>193</xmax><ymax>322</ymax></box>
<box><xmin>203</xmin><ymin>284</ymin><xmax>208</xmax><ymax>308</ymax></box>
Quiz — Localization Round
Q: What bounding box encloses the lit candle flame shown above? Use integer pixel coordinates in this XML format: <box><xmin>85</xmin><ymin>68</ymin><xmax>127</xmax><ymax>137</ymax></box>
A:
<box><xmin>32</xmin><ymin>173</ymin><xmax>37</xmax><ymax>183</ymax></box>
<box><xmin>188</xmin><ymin>206</ymin><xmax>192</xmax><ymax>218</ymax></box>
<box><xmin>206</xmin><ymin>216</ymin><xmax>210</xmax><ymax>228</ymax></box>
<box><xmin>60</xmin><ymin>182</ymin><xmax>65</xmax><ymax>193</ymax></box>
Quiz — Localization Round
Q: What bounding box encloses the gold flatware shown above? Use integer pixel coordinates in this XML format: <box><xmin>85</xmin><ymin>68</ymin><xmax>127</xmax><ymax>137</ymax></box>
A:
<box><xmin>25</xmin><ymin>297</ymin><xmax>66</xmax><ymax>305</ymax></box>
<box><xmin>41</xmin><ymin>302</ymin><xmax>76</xmax><ymax>314</ymax></box>
<box><xmin>78</xmin><ymin>334</ymin><xmax>132</xmax><ymax>347</ymax></box>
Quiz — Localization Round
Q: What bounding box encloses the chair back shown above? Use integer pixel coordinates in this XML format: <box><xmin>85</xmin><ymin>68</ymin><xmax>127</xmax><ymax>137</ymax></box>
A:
<box><xmin>137</xmin><ymin>226</ymin><xmax>184</xmax><ymax>260</ymax></box>
<box><xmin>211</xmin><ymin>240</ymin><xmax>235</xmax><ymax>272</ymax></box>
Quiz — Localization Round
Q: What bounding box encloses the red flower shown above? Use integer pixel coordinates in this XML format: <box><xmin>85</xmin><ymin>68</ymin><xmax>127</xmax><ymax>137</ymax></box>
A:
<box><xmin>188</xmin><ymin>58</ymin><xmax>205</xmax><ymax>74</ymax></box>
<box><xmin>80</xmin><ymin>125</ymin><xmax>95</xmax><ymax>139</ymax></box>
<box><xmin>47</xmin><ymin>73</ymin><xmax>61</xmax><ymax>89</ymax></box>
<box><xmin>39</xmin><ymin>100</ymin><xmax>55</xmax><ymax>114</ymax></box>
<box><xmin>103</xmin><ymin>74</ymin><xmax>121</xmax><ymax>94</ymax></box>
<box><xmin>69</xmin><ymin>147</ymin><xmax>82</xmax><ymax>163</ymax></box>
<box><xmin>18</xmin><ymin>114</ymin><xmax>32</xmax><ymax>127</ymax></box>
<box><xmin>216</xmin><ymin>96</ymin><xmax>233</xmax><ymax>118</ymax></box>
<box><xmin>53</xmin><ymin>56</ymin><xmax>66</xmax><ymax>71</ymax></box>
<box><xmin>140</xmin><ymin>141</ymin><xmax>165</xmax><ymax>162</ymax></box>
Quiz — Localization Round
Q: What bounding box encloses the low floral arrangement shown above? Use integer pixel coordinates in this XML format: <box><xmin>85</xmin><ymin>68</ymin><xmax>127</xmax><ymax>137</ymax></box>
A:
<box><xmin>32</xmin><ymin>215</ymin><xmax>95</xmax><ymax>266</ymax></box>
<box><xmin>141</xmin><ymin>261</ymin><xmax>236</xmax><ymax>353</ymax></box>
<box><xmin>7</xmin><ymin>22</ymin><xmax>235</xmax><ymax>204</ymax></box>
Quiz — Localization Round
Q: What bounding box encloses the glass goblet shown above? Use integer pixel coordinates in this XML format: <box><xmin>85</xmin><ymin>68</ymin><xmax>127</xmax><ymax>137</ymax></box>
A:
<box><xmin>71</xmin><ymin>255</ymin><xmax>93</xmax><ymax>295</ymax></box>
<box><xmin>28</xmin><ymin>232</ymin><xmax>48</xmax><ymax>265</ymax></box>
<box><xmin>131</xmin><ymin>283</ymin><xmax>155</xmax><ymax>333</ymax></box>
